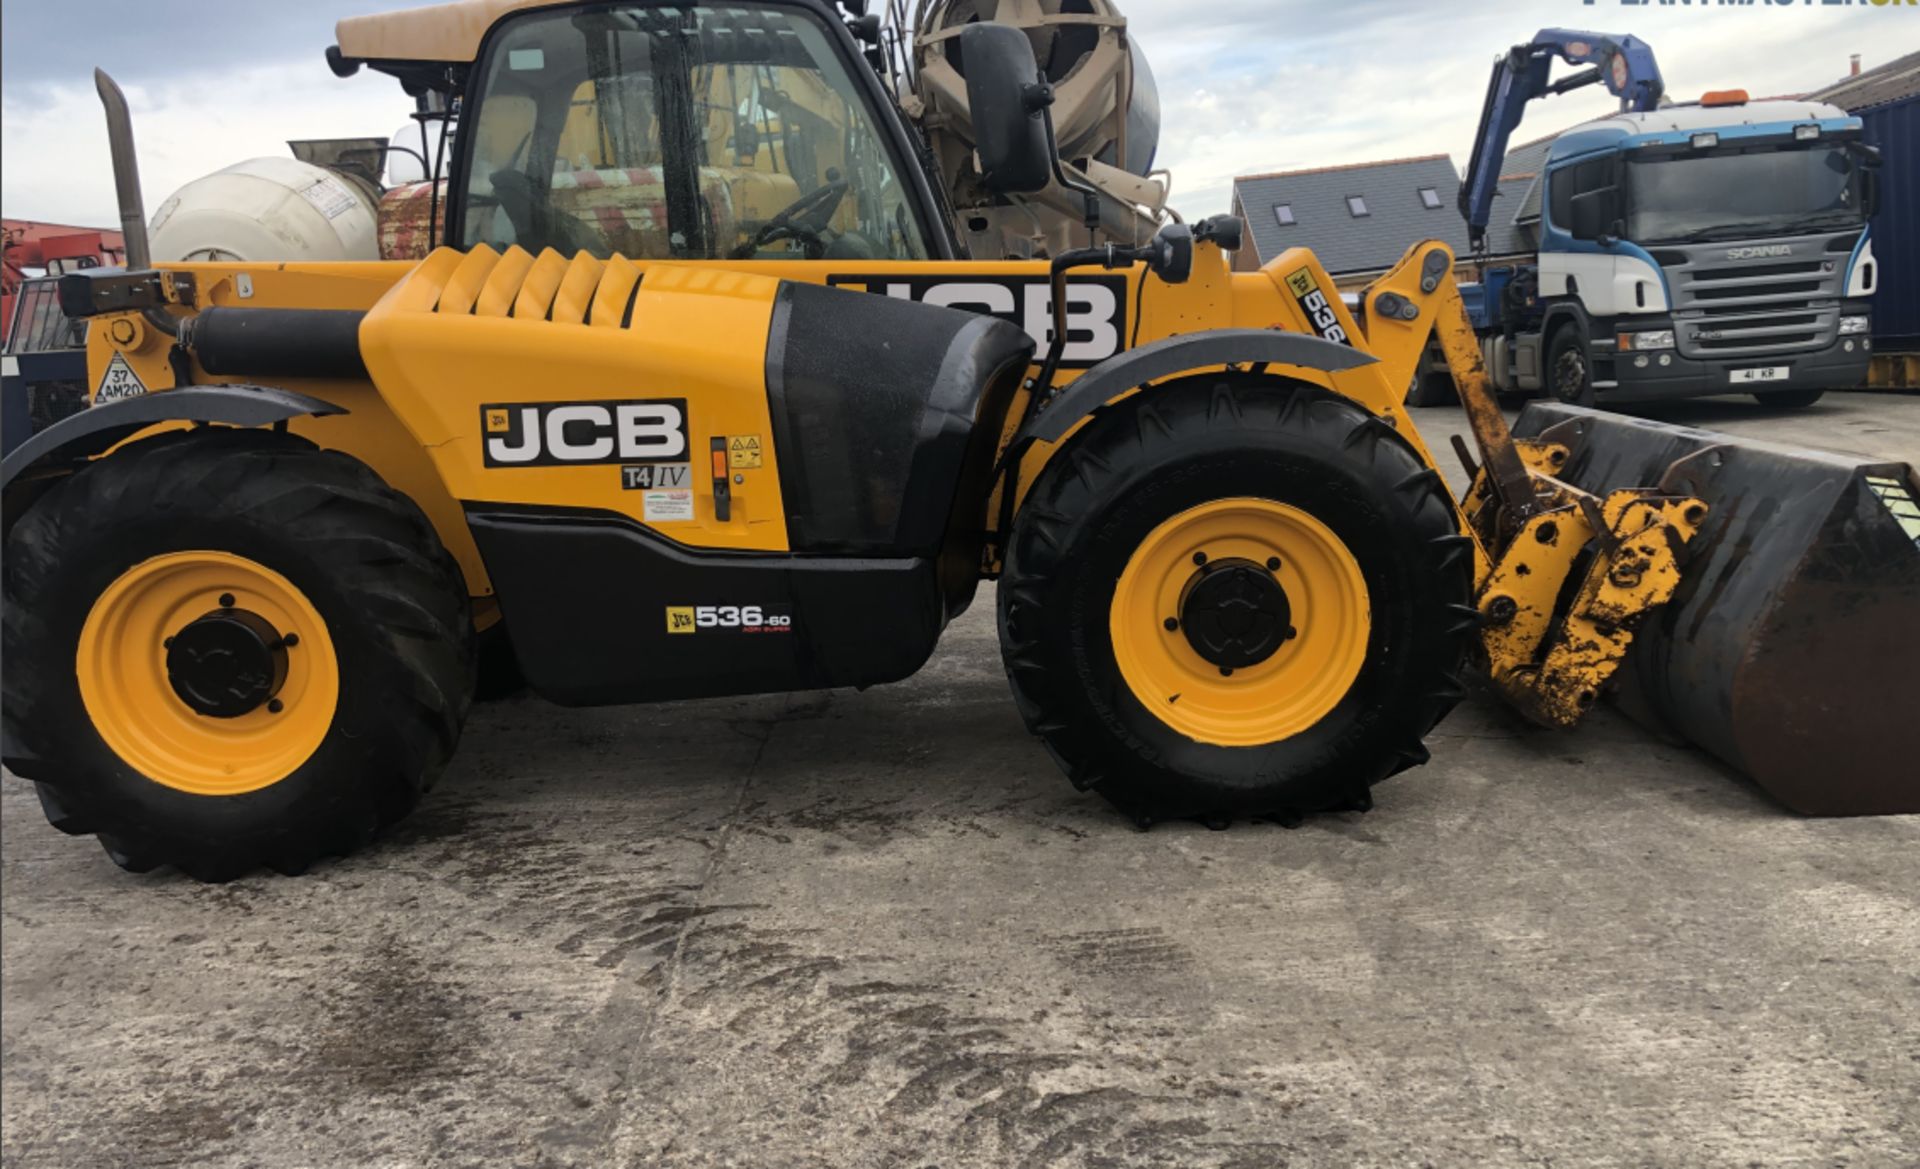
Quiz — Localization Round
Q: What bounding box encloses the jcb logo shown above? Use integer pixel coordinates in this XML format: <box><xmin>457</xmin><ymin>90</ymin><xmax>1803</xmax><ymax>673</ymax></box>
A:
<box><xmin>1284</xmin><ymin>267</ymin><xmax>1350</xmax><ymax>346</ymax></box>
<box><xmin>482</xmin><ymin>399</ymin><xmax>688</xmax><ymax>467</ymax></box>
<box><xmin>828</xmin><ymin>274</ymin><xmax>1125</xmax><ymax>367</ymax></box>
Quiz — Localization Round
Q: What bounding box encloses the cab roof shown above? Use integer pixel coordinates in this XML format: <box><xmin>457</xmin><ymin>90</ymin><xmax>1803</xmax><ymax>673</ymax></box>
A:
<box><xmin>1545</xmin><ymin>98</ymin><xmax>1860</xmax><ymax>165</ymax></box>
<box><xmin>336</xmin><ymin>0</ymin><xmax>560</xmax><ymax>64</ymax></box>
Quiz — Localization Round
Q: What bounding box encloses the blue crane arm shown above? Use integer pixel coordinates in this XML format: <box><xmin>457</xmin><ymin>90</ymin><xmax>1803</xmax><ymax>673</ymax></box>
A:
<box><xmin>1458</xmin><ymin>28</ymin><xmax>1664</xmax><ymax>251</ymax></box>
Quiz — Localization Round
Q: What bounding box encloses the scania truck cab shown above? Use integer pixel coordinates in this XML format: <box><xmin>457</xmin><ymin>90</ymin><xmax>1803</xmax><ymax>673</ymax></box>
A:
<box><xmin>1459</xmin><ymin>33</ymin><xmax>1879</xmax><ymax>407</ymax></box>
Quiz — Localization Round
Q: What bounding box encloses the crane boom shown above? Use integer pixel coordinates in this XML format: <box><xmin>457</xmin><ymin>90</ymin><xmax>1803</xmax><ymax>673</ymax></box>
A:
<box><xmin>1458</xmin><ymin>28</ymin><xmax>1663</xmax><ymax>251</ymax></box>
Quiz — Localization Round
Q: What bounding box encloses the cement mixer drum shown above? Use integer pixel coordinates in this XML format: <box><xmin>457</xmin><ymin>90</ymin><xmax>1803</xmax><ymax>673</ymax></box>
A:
<box><xmin>148</xmin><ymin>156</ymin><xmax>380</xmax><ymax>264</ymax></box>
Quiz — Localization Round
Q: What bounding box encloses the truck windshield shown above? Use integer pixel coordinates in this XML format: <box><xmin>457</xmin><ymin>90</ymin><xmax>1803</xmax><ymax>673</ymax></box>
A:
<box><xmin>1625</xmin><ymin>144</ymin><xmax>1863</xmax><ymax>244</ymax></box>
<box><xmin>459</xmin><ymin>3</ymin><xmax>933</xmax><ymax>262</ymax></box>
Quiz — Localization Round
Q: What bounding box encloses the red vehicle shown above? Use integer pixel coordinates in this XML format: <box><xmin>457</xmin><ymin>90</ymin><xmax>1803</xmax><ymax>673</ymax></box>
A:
<box><xmin>2</xmin><ymin>220</ymin><xmax>126</xmax><ymax>345</ymax></box>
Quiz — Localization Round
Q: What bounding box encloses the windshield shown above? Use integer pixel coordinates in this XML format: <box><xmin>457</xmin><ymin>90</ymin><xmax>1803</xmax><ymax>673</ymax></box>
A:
<box><xmin>459</xmin><ymin>3</ymin><xmax>932</xmax><ymax>262</ymax></box>
<box><xmin>1624</xmin><ymin>144</ymin><xmax>1863</xmax><ymax>244</ymax></box>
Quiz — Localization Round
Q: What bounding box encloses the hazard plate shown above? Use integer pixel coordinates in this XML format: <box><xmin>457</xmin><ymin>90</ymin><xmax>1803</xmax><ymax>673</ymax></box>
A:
<box><xmin>1729</xmin><ymin>366</ymin><xmax>1789</xmax><ymax>384</ymax></box>
<box><xmin>95</xmin><ymin>351</ymin><xmax>149</xmax><ymax>402</ymax></box>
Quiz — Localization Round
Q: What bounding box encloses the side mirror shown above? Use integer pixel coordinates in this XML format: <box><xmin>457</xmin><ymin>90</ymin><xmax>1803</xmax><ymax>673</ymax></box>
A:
<box><xmin>386</xmin><ymin>121</ymin><xmax>429</xmax><ymax>185</ymax></box>
<box><xmin>958</xmin><ymin>23</ymin><xmax>1053</xmax><ymax>195</ymax></box>
<box><xmin>733</xmin><ymin>120</ymin><xmax>760</xmax><ymax>166</ymax></box>
<box><xmin>1141</xmin><ymin>223</ymin><xmax>1193</xmax><ymax>284</ymax></box>
<box><xmin>1568</xmin><ymin>188</ymin><xmax>1615</xmax><ymax>242</ymax></box>
<box><xmin>1854</xmin><ymin>142</ymin><xmax>1882</xmax><ymax>217</ymax></box>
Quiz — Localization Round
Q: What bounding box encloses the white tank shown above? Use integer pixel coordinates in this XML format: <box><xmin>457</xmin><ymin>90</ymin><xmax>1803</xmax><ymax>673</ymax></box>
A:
<box><xmin>148</xmin><ymin>157</ymin><xmax>380</xmax><ymax>263</ymax></box>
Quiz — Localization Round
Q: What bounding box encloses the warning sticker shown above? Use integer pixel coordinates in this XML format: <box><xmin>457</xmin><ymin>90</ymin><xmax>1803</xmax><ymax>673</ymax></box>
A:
<box><xmin>300</xmin><ymin>174</ymin><xmax>360</xmax><ymax>221</ymax></box>
<box><xmin>728</xmin><ymin>435</ymin><xmax>763</xmax><ymax>469</ymax></box>
<box><xmin>1864</xmin><ymin>475</ymin><xmax>1920</xmax><ymax>550</ymax></box>
<box><xmin>644</xmin><ymin>489</ymin><xmax>695</xmax><ymax>523</ymax></box>
<box><xmin>95</xmin><ymin>352</ymin><xmax>149</xmax><ymax>403</ymax></box>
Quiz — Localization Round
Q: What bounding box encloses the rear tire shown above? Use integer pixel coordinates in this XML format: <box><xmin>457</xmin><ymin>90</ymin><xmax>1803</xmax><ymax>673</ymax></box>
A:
<box><xmin>1754</xmin><ymin>387</ymin><xmax>1825</xmax><ymax>408</ymax></box>
<box><xmin>3</xmin><ymin>428</ymin><xmax>474</xmax><ymax>881</ymax></box>
<box><xmin>998</xmin><ymin>376</ymin><xmax>1475</xmax><ymax>825</ymax></box>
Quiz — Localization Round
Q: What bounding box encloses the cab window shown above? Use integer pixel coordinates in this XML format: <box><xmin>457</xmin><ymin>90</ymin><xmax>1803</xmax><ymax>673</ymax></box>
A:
<box><xmin>460</xmin><ymin>3</ymin><xmax>933</xmax><ymax>262</ymax></box>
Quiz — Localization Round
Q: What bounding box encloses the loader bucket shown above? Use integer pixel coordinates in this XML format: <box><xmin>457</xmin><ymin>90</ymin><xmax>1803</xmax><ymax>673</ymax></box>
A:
<box><xmin>1511</xmin><ymin>403</ymin><xmax>1920</xmax><ymax>816</ymax></box>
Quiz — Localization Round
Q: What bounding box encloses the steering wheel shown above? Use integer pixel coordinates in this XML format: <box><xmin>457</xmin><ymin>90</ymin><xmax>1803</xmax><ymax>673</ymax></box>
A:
<box><xmin>730</xmin><ymin>175</ymin><xmax>850</xmax><ymax>259</ymax></box>
<box><xmin>490</xmin><ymin>169</ymin><xmax>604</xmax><ymax>256</ymax></box>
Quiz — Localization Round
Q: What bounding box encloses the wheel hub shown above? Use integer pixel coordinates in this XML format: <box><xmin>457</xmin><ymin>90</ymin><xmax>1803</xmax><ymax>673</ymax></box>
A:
<box><xmin>1179</xmin><ymin>559</ymin><xmax>1294</xmax><ymax>669</ymax></box>
<box><xmin>165</xmin><ymin>607</ymin><xmax>289</xmax><ymax>718</ymax></box>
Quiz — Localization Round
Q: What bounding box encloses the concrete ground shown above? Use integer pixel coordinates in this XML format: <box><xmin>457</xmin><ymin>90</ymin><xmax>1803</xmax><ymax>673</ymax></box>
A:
<box><xmin>4</xmin><ymin>393</ymin><xmax>1916</xmax><ymax>1169</ymax></box>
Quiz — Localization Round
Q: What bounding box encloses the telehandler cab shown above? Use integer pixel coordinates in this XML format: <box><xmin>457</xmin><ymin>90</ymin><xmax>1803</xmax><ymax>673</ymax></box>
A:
<box><xmin>2</xmin><ymin>1</ymin><xmax>1913</xmax><ymax>881</ymax></box>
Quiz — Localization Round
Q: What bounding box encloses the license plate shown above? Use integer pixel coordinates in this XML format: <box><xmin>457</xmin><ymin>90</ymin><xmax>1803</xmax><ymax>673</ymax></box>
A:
<box><xmin>1730</xmin><ymin>366</ymin><xmax>1789</xmax><ymax>384</ymax></box>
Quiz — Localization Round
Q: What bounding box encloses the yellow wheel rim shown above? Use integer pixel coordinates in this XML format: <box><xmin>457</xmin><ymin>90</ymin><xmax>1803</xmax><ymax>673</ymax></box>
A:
<box><xmin>76</xmin><ymin>551</ymin><xmax>339</xmax><ymax>796</ymax></box>
<box><xmin>1110</xmin><ymin>498</ymin><xmax>1370</xmax><ymax>747</ymax></box>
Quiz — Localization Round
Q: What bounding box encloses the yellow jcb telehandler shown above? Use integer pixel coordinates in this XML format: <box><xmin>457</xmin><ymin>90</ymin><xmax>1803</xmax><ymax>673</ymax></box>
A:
<box><xmin>2</xmin><ymin>2</ymin><xmax>1913</xmax><ymax>880</ymax></box>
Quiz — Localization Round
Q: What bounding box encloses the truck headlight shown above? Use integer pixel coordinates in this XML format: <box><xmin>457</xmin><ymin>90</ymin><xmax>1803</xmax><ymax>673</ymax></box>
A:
<box><xmin>1618</xmin><ymin>329</ymin><xmax>1674</xmax><ymax>351</ymax></box>
<box><xmin>1838</xmin><ymin>315</ymin><xmax>1870</xmax><ymax>336</ymax></box>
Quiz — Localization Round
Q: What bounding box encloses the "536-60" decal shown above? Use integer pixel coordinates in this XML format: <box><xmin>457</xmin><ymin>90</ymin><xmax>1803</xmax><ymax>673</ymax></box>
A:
<box><xmin>665</xmin><ymin>604</ymin><xmax>793</xmax><ymax>635</ymax></box>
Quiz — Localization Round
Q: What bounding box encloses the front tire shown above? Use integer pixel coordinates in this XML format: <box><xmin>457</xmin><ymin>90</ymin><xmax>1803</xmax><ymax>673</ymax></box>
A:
<box><xmin>3</xmin><ymin>428</ymin><xmax>474</xmax><ymax>880</ymax></box>
<box><xmin>998</xmin><ymin>377</ymin><xmax>1475</xmax><ymax>825</ymax></box>
<box><xmin>1548</xmin><ymin>328</ymin><xmax>1595</xmax><ymax>406</ymax></box>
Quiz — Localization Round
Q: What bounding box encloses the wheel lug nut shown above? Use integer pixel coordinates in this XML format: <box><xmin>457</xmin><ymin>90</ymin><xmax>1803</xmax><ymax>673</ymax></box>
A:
<box><xmin>1219</xmin><ymin>666</ymin><xmax>1233</xmax><ymax>677</ymax></box>
<box><xmin>218</xmin><ymin>593</ymin><xmax>236</xmax><ymax>609</ymax></box>
<box><xmin>1266</xmin><ymin>556</ymin><xmax>1282</xmax><ymax>572</ymax></box>
<box><xmin>1192</xmin><ymin>551</ymin><xmax>1208</xmax><ymax>566</ymax></box>
<box><xmin>1285</xmin><ymin>626</ymin><xmax>1298</xmax><ymax>640</ymax></box>
<box><xmin>1163</xmin><ymin>617</ymin><xmax>1178</xmax><ymax>631</ymax></box>
<box><xmin>281</xmin><ymin>633</ymin><xmax>300</xmax><ymax>649</ymax></box>
<box><xmin>267</xmin><ymin>699</ymin><xmax>284</xmax><ymax>714</ymax></box>
<box><xmin>163</xmin><ymin>637</ymin><xmax>175</xmax><ymax>649</ymax></box>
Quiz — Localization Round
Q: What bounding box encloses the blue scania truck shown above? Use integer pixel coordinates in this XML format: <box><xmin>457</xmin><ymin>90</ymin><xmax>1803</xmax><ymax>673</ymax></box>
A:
<box><xmin>1455</xmin><ymin>31</ymin><xmax>1880</xmax><ymax>409</ymax></box>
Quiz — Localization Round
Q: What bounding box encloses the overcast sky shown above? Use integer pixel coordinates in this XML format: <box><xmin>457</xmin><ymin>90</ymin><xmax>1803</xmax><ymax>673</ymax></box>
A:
<box><xmin>0</xmin><ymin>0</ymin><xmax>1900</xmax><ymax>230</ymax></box>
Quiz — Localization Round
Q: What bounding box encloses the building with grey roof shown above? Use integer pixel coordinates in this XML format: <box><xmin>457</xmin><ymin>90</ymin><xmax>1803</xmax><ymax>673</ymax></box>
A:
<box><xmin>1807</xmin><ymin>50</ymin><xmax>1920</xmax><ymax>112</ymax></box>
<box><xmin>1228</xmin><ymin>155</ymin><xmax>1471</xmax><ymax>283</ymax></box>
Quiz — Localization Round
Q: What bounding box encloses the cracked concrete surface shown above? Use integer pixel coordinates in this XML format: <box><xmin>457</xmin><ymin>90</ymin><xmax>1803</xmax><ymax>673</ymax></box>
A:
<box><xmin>3</xmin><ymin>395</ymin><xmax>1917</xmax><ymax>1168</ymax></box>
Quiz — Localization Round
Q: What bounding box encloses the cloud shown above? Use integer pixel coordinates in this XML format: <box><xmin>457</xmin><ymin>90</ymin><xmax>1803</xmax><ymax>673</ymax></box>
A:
<box><xmin>0</xmin><ymin>0</ymin><xmax>1890</xmax><ymax>229</ymax></box>
<box><xmin>1</xmin><ymin>67</ymin><xmax>417</xmax><ymax>228</ymax></box>
<box><xmin>0</xmin><ymin>0</ymin><xmax>396</xmax><ymax>98</ymax></box>
<box><xmin>2</xmin><ymin>0</ymin><xmax>415</xmax><ymax>226</ymax></box>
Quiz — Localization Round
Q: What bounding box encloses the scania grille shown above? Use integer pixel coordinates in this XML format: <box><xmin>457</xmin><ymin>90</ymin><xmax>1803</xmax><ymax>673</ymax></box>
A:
<box><xmin>1658</xmin><ymin>231</ymin><xmax>1857</xmax><ymax>360</ymax></box>
<box><xmin>1688</xmin><ymin>260</ymin><xmax>1826</xmax><ymax>283</ymax></box>
<box><xmin>1678</xmin><ymin>307</ymin><xmax>1838</xmax><ymax>359</ymax></box>
<box><xmin>1693</xmin><ymin>303</ymin><xmax>1817</xmax><ymax>319</ymax></box>
<box><xmin>1692</xmin><ymin>330</ymin><xmax>1821</xmax><ymax>353</ymax></box>
<box><xmin>1689</xmin><ymin>280</ymin><xmax>1824</xmax><ymax>302</ymax></box>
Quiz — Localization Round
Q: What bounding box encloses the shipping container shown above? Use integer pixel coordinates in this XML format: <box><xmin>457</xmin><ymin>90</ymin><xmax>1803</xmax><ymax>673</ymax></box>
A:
<box><xmin>1859</xmin><ymin>93</ymin><xmax>1916</xmax><ymax>354</ymax></box>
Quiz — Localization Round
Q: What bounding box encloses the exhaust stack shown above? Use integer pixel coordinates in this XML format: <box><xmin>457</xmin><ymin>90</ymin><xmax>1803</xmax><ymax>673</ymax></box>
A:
<box><xmin>94</xmin><ymin>69</ymin><xmax>151</xmax><ymax>271</ymax></box>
